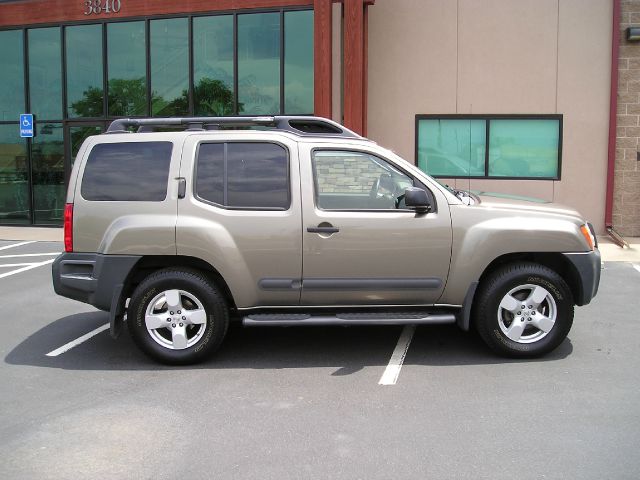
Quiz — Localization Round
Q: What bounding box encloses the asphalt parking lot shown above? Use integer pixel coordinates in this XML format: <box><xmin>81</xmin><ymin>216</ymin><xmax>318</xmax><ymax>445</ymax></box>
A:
<box><xmin>1</xmin><ymin>239</ymin><xmax>639</xmax><ymax>479</ymax></box>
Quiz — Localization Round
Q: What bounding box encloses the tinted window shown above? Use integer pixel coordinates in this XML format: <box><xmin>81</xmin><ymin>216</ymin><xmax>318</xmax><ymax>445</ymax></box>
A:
<box><xmin>196</xmin><ymin>142</ymin><xmax>289</xmax><ymax>209</ymax></box>
<box><xmin>28</xmin><ymin>27</ymin><xmax>62</xmax><ymax>120</ymax></box>
<box><xmin>416</xmin><ymin>116</ymin><xmax>561</xmax><ymax>179</ymax></box>
<box><xmin>237</xmin><ymin>13</ymin><xmax>281</xmax><ymax>114</ymax></box>
<box><xmin>150</xmin><ymin>18</ymin><xmax>189</xmax><ymax>116</ymax></box>
<box><xmin>195</xmin><ymin>143</ymin><xmax>225</xmax><ymax>205</ymax></box>
<box><xmin>417</xmin><ymin>119</ymin><xmax>486</xmax><ymax>177</ymax></box>
<box><xmin>488</xmin><ymin>119</ymin><xmax>559</xmax><ymax>178</ymax></box>
<box><xmin>193</xmin><ymin>15</ymin><xmax>234</xmax><ymax>116</ymax></box>
<box><xmin>32</xmin><ymin>123</ymin><xmax>64</xmax><ymax>224</ymax></box>
<box><xmin>66</xmin><ymin>24</ymin><xmax>104</xmax><ymax>118</ymax></box>
<box><xmin>0</xmin><ymin>125</ymin><xmax>29</xmax><ymax>224</ymax></box>
<box><xmin>107</xmin><ymin>21</ymin><xmax>147</xmax><ymax>117</ymax></box>
<box><xmin>284</xmin><ymin>10</ymin><xmax>314</xmax><ymax>114</ymax></box>
<box><xmin>81</xmin><ymin>142</ymin><xmax>172</xmax><ymax>201</ymax></box>
<box><xmin>0</xmin><ymin>30</ymin><xmax>25</xmax><ymax>121</ymax></box>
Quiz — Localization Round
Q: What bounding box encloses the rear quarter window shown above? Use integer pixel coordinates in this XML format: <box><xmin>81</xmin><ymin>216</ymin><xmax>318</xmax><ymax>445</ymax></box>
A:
<box><xmin>81</xmin><ymin>141</ymin><xmax>173</xmax><ymax>201</ymax></box>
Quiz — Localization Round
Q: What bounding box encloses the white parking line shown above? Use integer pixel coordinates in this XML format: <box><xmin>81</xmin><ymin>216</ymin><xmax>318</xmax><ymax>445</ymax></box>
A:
<box><xmin>633</xmin><ymin>264</ymin><xmax>640</xmax><ymax>274</ymax></box>
<box><xmin>379</xmin><ymin>325</ymin><xmax>416</xmax><ymax>386</ymax></box>
<box><xmin>0</xmin><ymin>259</ymin><xmax>55</xmax><ymax>279</ymax></box>
<box><xmin>0</xmin><ymin>241</ymin><xmax>36</xmax><ymax>251</ymax></box>
<box><xmin>0</xmin><ymin>263</ymin><xmax>40</xmax><ymax>268</ymax></box>
<box><xmin>0</xmin><ymin>252</ymin><xmax>60</xmax><ymax>259</ymax></box>
<box><xmin>46</xmin><ymin>323</ymin><xmax>110</xmax><ymax>357</ymax></box>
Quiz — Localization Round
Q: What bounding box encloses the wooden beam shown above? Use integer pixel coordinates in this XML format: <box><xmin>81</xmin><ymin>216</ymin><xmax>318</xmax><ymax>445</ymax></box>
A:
<box><xmin>343</xmin><ymin>0</ymin><xmax>364</xmax><ymax>134</ymax></box>
<box><xmin>314</xmin><ymin>0</ymin><xmax>333</xmax><ymax>118</ymax></box>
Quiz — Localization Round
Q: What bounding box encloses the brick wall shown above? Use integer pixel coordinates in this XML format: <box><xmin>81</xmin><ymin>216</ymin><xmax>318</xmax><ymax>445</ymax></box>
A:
<box><xmin>615</xmin><ymin>0</ymin><xmax>640</xmax><ymax>236</ymax></box>
<box><xmin>315</xmin><ymin>155</ymin><xmax>382</xmax><ymax>193</ymax></box>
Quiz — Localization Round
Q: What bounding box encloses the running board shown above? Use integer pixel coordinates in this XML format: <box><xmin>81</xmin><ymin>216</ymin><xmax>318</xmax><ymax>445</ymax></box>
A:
<box><xmin>242</xmin><ymin>312</ymin><xmax>457</xmax><ymax>327</ymax></box>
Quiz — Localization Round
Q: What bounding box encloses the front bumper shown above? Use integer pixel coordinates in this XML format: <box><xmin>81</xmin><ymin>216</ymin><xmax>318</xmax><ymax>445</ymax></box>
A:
<box><xmin>562</xmin><ymin>249</ymin><xmax>601</xmax><ymax>306</ymax></box>
<box><xmin>52</xmin><ymin>253</ymin><xmax>141</xmax><ymax>311</ymax></box>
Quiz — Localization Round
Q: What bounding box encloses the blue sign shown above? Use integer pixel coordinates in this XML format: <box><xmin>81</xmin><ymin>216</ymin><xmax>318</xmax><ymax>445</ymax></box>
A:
<box><xmin>20</xmin><ymin>114</ymin><xmax>34</xmax><ymax>138</ymax></box>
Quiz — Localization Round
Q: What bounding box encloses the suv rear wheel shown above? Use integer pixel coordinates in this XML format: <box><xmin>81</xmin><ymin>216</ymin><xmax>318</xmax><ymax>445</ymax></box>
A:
<box><xmin>474</xmin><ymin>262</ymin><xmax>574</xmax><ymax>358</ymax></box>
<box><xmin>127</xmin><ymin>268</ymin><xmax>229</xmax><ymax>365</ymax></box>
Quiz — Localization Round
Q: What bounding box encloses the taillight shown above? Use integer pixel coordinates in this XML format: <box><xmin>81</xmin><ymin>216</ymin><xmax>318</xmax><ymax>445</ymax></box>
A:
<box><xmin>64</xmin><ymin>203</ymin><xmax>73</xmax><ymax>252</ymax></box>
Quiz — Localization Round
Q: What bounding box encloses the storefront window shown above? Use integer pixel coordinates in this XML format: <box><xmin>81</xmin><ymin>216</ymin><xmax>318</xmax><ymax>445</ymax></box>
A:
<box><xmin>417</xmin><ymin>119</ymin><xmax>486</xmax><ymax>177</ymax></box>
<box><xmin>238</xmin><ymin>12</ymin><xmax>281</xmax><ymax>115</ymax></box>
<box><xmin>2</xmin><ymin>8</ymin><xmax>313</xmax><ymax>225</ymax></box>
<box><xmin>0</xmin><ymin>30</ymin><xmax>25</xmax><ymax>121</ymax></box>
<box><xmin>108</xmin><ymin>21</ymin><xmax>147</xmax><ymax>117</ymax></box>
<box><xmin>150</xmin><ymin>18</ymin><xmax>189</xmax><ymax>116</ymax></box>
<box><xmin>28</xmin><ymin>27</ymin><xmax>62</xmax><ymax>121</ymax></box>
<box><xmin>66</xmin><ymin>24</ymin><xmax>104</xmax><ymax>118</ymax></box>
<box><xmin>193</xmin><ymin>15</ymin><xmax>234</xmax><ymax>116</ymax></box>
<box><xmin>0</xmin><ymin>125</ymin><xmax>30</xmax><ymax>224</ymax></box>
<box><xmin>488</xmin><ymin>119</ymin><xmax>560</xmax><ymax>178</ymax></box>
<box><xmin>284</xmin><ymin>10</ymin><xmax>314</xmax><ymax>114</ymax></box>
<box><xmin>416</xmin><ymin>116</ymin><xmax>561</xmax><ymax>179</ymax></box>
<box><xmin>32</xmin><ymin>123</ymin><xmax>65</xmax><ymax>224</ymax></box>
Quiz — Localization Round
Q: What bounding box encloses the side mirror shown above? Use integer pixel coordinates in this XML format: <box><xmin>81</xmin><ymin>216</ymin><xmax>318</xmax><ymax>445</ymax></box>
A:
<box><xmin>404</xmin><ymin>187</ymin><xmax>432</xmax><ymax>213</ymax></box>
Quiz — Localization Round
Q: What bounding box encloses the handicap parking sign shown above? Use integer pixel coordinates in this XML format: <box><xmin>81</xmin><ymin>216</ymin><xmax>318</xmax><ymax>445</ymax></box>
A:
<box><xmin>20</xmin><ymin>114</ymin><xmax>34</xmax><ymax>138</ymax></box>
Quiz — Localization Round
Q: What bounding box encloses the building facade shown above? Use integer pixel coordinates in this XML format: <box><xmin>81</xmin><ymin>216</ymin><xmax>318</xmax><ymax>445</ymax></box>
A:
<box><xmin>0</xmin><ymin>0</ymin><xmax>637</xmax><ymax>236</ymax></box>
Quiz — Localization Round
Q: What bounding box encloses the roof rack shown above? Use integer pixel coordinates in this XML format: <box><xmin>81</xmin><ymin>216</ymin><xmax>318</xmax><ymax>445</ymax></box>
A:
<box><xmin>105</xmin><ymin>116</ymin><xmax>362</xmax><ymax>139</ymax></box>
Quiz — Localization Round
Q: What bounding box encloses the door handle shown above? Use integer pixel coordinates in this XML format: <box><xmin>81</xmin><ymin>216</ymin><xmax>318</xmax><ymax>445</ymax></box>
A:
<box><xmin>177</xmin><ymin>177</ymin><xmax>186</xmax><ymax>199</ymax></box>
<box><xmin>307</xmin><ymin>225</ymin><xmax>339</xmax><ymax>234</ymax></box>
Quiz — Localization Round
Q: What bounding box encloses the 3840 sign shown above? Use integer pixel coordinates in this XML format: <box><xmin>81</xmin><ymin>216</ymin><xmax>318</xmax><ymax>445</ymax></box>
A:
<box><xmin>84</xmin><ymin>0</ymin><xmax>122</xmax><ymax>15</ymax></box>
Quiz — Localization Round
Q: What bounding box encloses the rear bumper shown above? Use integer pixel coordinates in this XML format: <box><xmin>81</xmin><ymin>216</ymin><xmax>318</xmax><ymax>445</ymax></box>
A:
<box><xmin>52</xmin><ymin>253</ymin><xmax>140</xmax><ymax>311</ymax></box>
<box><xmin>563</xmin><ymin>250</ymin><xmax>601</xmax><ymax>306</ymax></box>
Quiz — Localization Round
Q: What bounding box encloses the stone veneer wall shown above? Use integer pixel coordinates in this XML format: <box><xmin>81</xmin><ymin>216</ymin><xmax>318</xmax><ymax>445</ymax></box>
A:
<box><xmin>615</xmin><ymin>0</ymin><xmax>640</xmax><ymax>236</ymax></box>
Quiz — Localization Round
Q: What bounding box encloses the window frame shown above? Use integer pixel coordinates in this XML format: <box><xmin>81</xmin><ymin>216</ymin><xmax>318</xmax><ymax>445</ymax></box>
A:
<box><xmin>193</xmin><ymin>140</ymin><xmax>291</xmax><ymax>211</ymax></box>
<box><xmin>310</xmin><ymin>147</ymin><xmax>437</xmax><ymax>213</ymax></box>
<box><xmin>415</xmin><ymin>114</ymin><xmax>563</xmax><ymax>181</ymax></box>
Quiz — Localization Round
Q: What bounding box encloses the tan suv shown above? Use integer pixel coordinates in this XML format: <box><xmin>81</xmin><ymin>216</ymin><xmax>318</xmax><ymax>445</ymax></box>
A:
<box><xmin>52</xmin><ymin>116</ymin><xmax>600</xmax><ymax>364</ymax></box>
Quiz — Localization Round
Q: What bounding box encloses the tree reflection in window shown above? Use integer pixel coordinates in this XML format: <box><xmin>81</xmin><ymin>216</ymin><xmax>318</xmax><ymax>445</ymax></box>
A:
<box><xmin>71</xmin><ymin>77</ymin><xmax>237</xmax><ymax>118</ymax></box>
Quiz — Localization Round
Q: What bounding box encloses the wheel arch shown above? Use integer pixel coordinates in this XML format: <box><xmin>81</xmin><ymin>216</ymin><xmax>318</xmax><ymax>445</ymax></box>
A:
<box><xmin>459</xmin><ymin>252</ymin><xmax>581</xmax><ymax>331</ymax></box>
<box><xmin>123</xmin><ymin>255</ymin><xmax>237</xmax><ymax>311</ymax></box>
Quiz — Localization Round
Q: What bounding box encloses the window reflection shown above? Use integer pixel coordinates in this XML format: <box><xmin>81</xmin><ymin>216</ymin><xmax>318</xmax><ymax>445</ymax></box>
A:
<box><xmin>66</xmin><ymin>24</ymin><xmax>104</xmax><ymax>118</ymax></box>
<box><xmin>150</xmin><ymin>18</ymin><xmax>189</xmax><ymax>116</ymax></box>
<box><xmin>285</xmin><ymin>11</ymin><xmax>314</xmax><ymax>114</ymax></box>
<box><xmin>238</xmin><ymin>13</ymin><xmax>281</xmax><ymax>115</ymax></box>
<box><xmin>28</xmin><ymin>28</ymin><xmax>63</xmax><ymax>120</ymax></box>
<box><xmin>0</xmin><ymin>125</ymin><xmax>30</xmax><ymax>224</ymax></box>
<box><xmin>108</xmin><ymin>21</ymin><xmax>147</xmax><ymax>117</ymax></box>
<box><xmin>32</xmin><ymin>123</ymin><xmax>65</xmax><ymax>224</ymax></box>
<box><xmin>0</xmin><ymin>30</ymin><xmax>25</xmax><ymax>121</ymax></box>
<box><xmin>193</xmin><ymin>16</ymin><xmax>235</xmax><ymax>115</ymax></box>
<box><xmin>69</xmin><ymin>126</ymin><xmax>103</xmax><ymax>167</ymax></box>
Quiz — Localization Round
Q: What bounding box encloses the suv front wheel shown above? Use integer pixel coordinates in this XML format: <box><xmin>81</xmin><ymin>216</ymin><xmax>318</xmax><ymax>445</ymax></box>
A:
<box><xmin>128</xmin><ymin>268</ymin><xmax>229</xmax><ymax>365</ymax></box>
<box><xmin>474</xmin><ymin>262</ymin><xmax>574</xmax><ymax>358</ymax></box>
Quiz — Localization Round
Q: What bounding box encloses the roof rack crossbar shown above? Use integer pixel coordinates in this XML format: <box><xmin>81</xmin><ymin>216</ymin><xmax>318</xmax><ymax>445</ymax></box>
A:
<box><xmin>106</xmin><ymin>116</ymin><xmax>362</xmax><ymax>138</ymax></box>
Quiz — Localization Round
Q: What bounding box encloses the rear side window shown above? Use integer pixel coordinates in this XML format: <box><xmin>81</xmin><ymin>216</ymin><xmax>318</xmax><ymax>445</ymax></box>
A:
<box><xmin>196</xmin><ymin>142</ymin><xmax>289</xmax><ymax>210</ymax></box>
<box><xmin>81</xmin><ymin>142</ymin><xmax>173</xmax><ymax>201</ymax></box>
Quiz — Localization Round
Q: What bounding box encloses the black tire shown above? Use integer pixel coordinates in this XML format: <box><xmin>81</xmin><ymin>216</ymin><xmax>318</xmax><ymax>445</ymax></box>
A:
<box><xmin>473</xmin><ymin>262</ymin><xmax>574</xmax><ymax>358</ymax></box>
<box><xmin>127</xmin><ymin>268</ymin><xmax>229</xmax><ymax>365</ymax></box>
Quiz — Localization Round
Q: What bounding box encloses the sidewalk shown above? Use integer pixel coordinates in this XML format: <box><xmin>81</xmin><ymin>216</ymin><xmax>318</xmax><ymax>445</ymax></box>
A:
<box><xmin>0</xmin><ymin>226</ymin><xmax>62</xmax><ymax>242</ymax></box>
<box><xmin>0</xmin><ymin>226</ymin><xmax>639</xmax><ymax>263</ymax></box>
